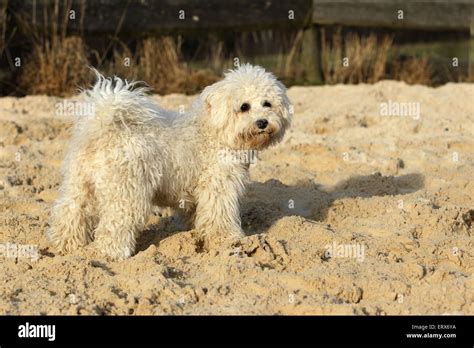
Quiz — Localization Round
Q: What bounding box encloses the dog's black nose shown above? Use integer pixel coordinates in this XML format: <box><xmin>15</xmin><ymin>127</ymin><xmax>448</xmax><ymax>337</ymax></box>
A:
<box><xmin>256</xmin><ymin>119</ymin><xmax>268</xmax><ymax>129</ymax></box>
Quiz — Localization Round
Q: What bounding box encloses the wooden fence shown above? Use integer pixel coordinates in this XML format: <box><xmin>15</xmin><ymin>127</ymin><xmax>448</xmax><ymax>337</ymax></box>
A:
<box><xmin>1</xmin><ymin>0</ymin><xmax>474</xmax><ymax>84</ymax></box>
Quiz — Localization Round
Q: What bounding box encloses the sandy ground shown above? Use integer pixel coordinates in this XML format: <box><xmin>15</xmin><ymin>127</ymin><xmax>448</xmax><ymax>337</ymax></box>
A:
<box><xmin>0</xmin><ymin>81</ymin><xmax>473</xmax><ymax>315</ymax></box>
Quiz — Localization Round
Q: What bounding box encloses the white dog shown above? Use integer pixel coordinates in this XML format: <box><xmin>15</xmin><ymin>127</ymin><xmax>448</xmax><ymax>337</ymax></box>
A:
<box><xmin>48</xmin><ymin>64</ymin><xmax>291</xmax><ymax>259</ymax></box>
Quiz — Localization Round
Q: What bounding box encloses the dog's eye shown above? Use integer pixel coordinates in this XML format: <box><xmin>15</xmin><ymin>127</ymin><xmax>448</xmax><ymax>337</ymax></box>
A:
<box><xmin>240</xmin><ymin>103</ymin><xmax>251</xmax><ymax>112</ymax></box>
<box><xmin>263</xmin><ymin>101</ymin><xmax>272</xmax><ymax>108</ymax></box>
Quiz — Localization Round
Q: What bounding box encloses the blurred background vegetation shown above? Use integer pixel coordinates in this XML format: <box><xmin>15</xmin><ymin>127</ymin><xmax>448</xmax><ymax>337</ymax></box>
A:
<box><xmin>0</xmin><ymin>0</ymin><xmax>473</xmax><ymax>96</ymax></box>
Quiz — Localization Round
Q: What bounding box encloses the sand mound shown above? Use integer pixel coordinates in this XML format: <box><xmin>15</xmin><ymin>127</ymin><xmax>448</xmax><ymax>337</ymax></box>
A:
<box><xmin>0</xmin><ymin>81</ymin><xmax>473</xmax><ymax>314</ymax></box>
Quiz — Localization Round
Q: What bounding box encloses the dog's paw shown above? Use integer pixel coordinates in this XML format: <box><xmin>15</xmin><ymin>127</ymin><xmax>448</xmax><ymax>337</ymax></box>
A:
<box><xmin>195</xmin><ymin>226</ymin><xmax>245</xmax><ymax>252</ymax></box>
<box><xmin>48</xmin><ymin>229</ymin><xmax>85</xmax><ymax>255</ymax></box>
<box><xmin>92</xmin><ymin>237</ymin><xmax>133</xmax><ymax>261</ymax></box>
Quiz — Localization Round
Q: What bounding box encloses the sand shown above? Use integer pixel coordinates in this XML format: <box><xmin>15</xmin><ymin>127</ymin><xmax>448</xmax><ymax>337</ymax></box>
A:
<box><xmin>0</xmin><ymin>81</ymin><xmax>473</xmax><ymax>315</ymax></box>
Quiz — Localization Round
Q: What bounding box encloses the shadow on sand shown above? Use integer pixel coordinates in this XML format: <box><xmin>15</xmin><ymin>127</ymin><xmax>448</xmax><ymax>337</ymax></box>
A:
<box><xmin>136</xmin><ymin>172</ymin><xmax>425</xmax><ymax>251</ymax></box>
<box><xmin>241</xmin><ymin>172</ymin><xmax>425</xmax><ymax>235</ymax></box>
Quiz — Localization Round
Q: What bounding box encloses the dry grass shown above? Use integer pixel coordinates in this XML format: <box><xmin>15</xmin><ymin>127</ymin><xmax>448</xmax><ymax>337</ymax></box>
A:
<box><xmin>15</xmin><ymin>0</ymin><xmax>90</xmax><ymax>96</ymax></box>
<box><xmin>321</xmin><ymin>28</ymin><xmax>393</xmax><ymax>84</ymax></box>
<box><xmin>233</xmin><ymin>29</ymin><xmax>307</xmax><ymax>83</ymax></box>
<box><xmin>106</xmin><ymin>37</ymin><xmax>219</xmax><ymax>95</ymax></box>
<box><xmin>320</xmin><ymin>27</ymin><xmax>434</xmax><ymax>85</ymax></box>
<box><xmin>19</xmin><ymin>36</ymin><xmax>90</xmax><ymax>96</ymax></box>
<box><xmin>106</xmin><ymin>37</ymin><xmax>186</xmax><ymax>88</ymax></box>
<box><xmin>13</xmin><ymin>1</ymin><xmax>217</xmax><ymax>96</ymax></box>
<box><xmin>391</xmin><ymin>56</ymin><xmax>432</xmax><ymax>85</ymax></box>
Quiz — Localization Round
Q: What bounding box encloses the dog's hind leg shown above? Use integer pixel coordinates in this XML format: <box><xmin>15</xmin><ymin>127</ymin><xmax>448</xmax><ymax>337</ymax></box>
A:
<box><xmin>92</xmin><ymin>163</ymin><xmax>155</xmax><ymax>260</ymax></box>
<box><xmin>48</xmin><ymin>176</ymin><xmax>95</xmax><ymax>254</ymax></box>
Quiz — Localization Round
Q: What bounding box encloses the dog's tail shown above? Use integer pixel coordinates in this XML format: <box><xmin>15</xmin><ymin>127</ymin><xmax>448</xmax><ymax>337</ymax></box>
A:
<box><xmin>79</xmin><ymin>68</ymin><xmax>161</xmax><ymax>129</ymax></box>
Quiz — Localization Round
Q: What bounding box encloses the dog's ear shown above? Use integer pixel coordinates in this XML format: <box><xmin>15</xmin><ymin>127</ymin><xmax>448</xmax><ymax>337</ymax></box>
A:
<box><xmin>275</xmin><ymin>80</ymin><xmax>292</xmax><ymax>125</ymax></box>
<box><xmin>202</xmin><ymin>85</ymin><xmax>214</xmax><ymax>114</ymax></box>
<box><xmin>201</xmin><ymin>81</ymin><xmax>232</xmax><ymax>129</ymax></box>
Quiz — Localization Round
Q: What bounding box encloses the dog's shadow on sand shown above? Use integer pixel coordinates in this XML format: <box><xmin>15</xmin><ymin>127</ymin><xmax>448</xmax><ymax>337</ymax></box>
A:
<box><xmin>241</xmin><ymin>172</ymin><xmax>424</xmax><ymax>235</ymax></box>
<box><xmin>136</xmin><ymin>172</ymin><xmax>424</xmax><ymax>251</ymax></box>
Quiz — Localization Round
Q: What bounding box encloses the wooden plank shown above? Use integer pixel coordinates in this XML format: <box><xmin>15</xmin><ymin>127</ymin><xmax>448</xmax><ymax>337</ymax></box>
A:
<box><xmin>301</xmin><ymin>26</ymin><xmax>322</xmax><ymax>83</ymax></box>
<box><xmin>11</xmin><ymin>0</ymin><xmax>313</xmax><ymax>36</ymax></box>
<box><xmin>469</xmin><ymin>23</ymin><xmax>474</xmax><ymax>78</ymax></box>
<box><xmin>0</xmin><ymin>0</ymin><xmax>7</xmax><ymax>54</ymax></box>
<box><xmin>312</xmin><ymin>0</ymin><xmax>474</xmax><ymax>31</ymax></box>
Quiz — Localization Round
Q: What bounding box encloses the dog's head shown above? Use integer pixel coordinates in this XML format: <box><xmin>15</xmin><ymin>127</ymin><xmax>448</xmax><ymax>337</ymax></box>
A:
<box><xmin>201</xmin><ymin>64</ymin><xmax>292</xmax><ymax>150</ymax></box>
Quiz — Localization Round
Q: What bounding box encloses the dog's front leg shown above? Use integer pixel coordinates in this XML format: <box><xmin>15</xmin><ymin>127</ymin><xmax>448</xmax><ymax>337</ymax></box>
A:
<box><xmin>194</xmin><ymin>171</ymin><xmax>247</xmax><ymax>239</ymax></box>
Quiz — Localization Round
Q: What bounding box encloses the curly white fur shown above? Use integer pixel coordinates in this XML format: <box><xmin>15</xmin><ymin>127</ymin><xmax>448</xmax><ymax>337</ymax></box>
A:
<box><xmin>48</xmin><ymin>64</ymin><xmax>292</xmax><ymax>259</ymax></box>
